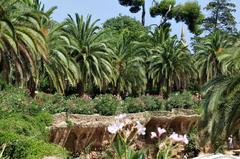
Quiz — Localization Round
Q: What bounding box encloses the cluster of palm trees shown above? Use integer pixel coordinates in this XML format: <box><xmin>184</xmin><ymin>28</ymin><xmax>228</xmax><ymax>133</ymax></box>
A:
<box><xmin>200</xmin><ymin>34</ymin><xmax>240</xmax><ymax>150</ymax></box>
<box><xmin>2</xmin><ymin>0</ymin><xmax>240</xmax><ymax>150</ymax></box>
<box><xmin>1</xmin><ymin>0</ymin><xmax>239</xmax><ymax>97</ymax></box>
<box><xmin>0</xmin><ymin>0</ymin><xmax>196</xmax><ymax>97</ymax></box>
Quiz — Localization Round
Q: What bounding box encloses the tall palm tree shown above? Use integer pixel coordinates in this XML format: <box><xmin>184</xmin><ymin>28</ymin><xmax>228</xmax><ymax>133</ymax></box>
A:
<box><xmin>148</xmin><ymin>37</ymin><xmax>196</xmax><ymax>97</ymax></box>
<box><xmin>64</xmin><ymin>14</ymin><xmax>113</xmax><ymax>96</ymax></box>
<box><xmin>43</xmin><ymin>23</ymin><xmax>80</xmax><ymax>94</ymax></box>
<box><xmin>31</xmin><ymin>1</ymin><xmax>80</xmax><ymax>95</ymax></box>
<box><xmin>145</xmin><ymin>27</ymin><xmax>170</xmax><ymax>94</ymax></box>
<box><xmin>148</xmin><ymin>26</ymin><xmax>170</xmax><ymax>47</ymax></box>
<box><xmin>201</xmin><ymin>40</ymin><xmax>240</xmax><ymax>151</ymax></box>
<box><xmin>0</xmin><ymin>0</ymin><xmax>47</xmax><ymax>94</ymax></box>
<box><xmin>194</xmin><ymin>31</ymin><xmax>234</xmax><ymax>84</ymax></box>
<box><xmin>108</xmin><ymin>34</ymin><xmax>147</xmax><ymax>96</ymax></box>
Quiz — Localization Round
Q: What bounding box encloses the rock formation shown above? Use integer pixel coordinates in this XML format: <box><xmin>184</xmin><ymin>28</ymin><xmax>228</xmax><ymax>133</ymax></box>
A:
<box><xmin>49</xmin><ymin>109</ymin><xmax>199</xmax><ymax>154</ymax></box>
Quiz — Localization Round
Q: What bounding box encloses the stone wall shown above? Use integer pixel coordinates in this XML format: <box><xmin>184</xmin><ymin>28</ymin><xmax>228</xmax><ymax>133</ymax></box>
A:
<box><xmin>49</xmin><ymin>109</ymin><xmax>199</xmax><ymax>154</ymax></box>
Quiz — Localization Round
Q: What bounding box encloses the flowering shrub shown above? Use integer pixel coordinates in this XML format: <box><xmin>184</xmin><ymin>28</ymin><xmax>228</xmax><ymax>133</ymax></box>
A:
<box><xmin>151</xmin><ymin>128</ymin><xmax>189</xmax><ymax>159</ymax></box>
<box><xmin>107</xmin><ymin>114</ymin><xmax>146</xmax><ymax>159</ymax></box>
<box><xmin>107</xmin><ymin>114</ymin><xmax>189</xmax><ymax>159</ymax></box>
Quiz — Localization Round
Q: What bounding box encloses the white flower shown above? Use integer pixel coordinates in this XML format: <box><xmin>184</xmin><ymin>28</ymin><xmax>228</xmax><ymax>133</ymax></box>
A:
<box><xmin>157</xmin><ymin>127</ymin><xmax>166</xmax><ymax>137</ymax></box>
<box><xmin>124</xmin><ymin>118</ymin><xmax>132</xmax><ymax>125</ymax></box>
<box><xmin>169</xmin><ymin>132</ymin><xmax>182</xmax><ymax>142</ymax></box>
<box><xmin>159</xmin><ymin>143</ymin><xmax>165</xmax><ymax>149</ymax></box>
<box><xmin>169</xmin><ymin>132</ymin><xmax>189</xmax><ymax>144</ymax></box>
<box><xmin>107</xmin><ymin>122</ymin><xmax>124</xmax><ymax>134</ymax></box>
<box><xmin>182</xmin><ymin>134</ymin><xmax>189</xmax><ymax>144</ymax></box>
<box><xmin>136</xmin><ymin>121</ymin><xmax>146</xmax><ymax>135</ymax></box>
<box><xmin>115</xmin><ymin>114</ymin><xmax>132</xmax><ymax>126</ymax></box>
<box><xmin>115</xmin><ymin>114</ymin><xmax>127</xmax><ymax>121</ymax></box>
<box><xmin>151</xmin><ymin>132</ymin><xmax>157</xmax><ymax>139</ymax></box>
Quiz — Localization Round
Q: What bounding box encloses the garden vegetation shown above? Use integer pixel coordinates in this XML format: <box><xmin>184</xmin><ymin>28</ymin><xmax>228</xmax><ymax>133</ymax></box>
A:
<box><xmin>0</xmin><ymin>0</ymin><xmax>240</xmax><ymax>158</ymax></box>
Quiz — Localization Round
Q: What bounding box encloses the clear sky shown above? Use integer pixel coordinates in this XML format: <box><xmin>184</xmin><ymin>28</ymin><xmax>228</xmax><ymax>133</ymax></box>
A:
<box><xmin>41</xmin><ymin>0</ymin><xmax>240</xmax><ymax>43</ymax></box>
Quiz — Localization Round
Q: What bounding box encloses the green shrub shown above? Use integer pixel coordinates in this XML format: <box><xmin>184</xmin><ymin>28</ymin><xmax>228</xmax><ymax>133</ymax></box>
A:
<box><xmin>0</xmin><ymin>79</ymin><xmax>10</xmax><ymax>91</ymax></box>
<box><xmin>67</xmin><ymin>98</ymin><xmax>96</xmax><ymax>115</ymax></box>
<box><xmin>0</xmin><ymin>88</ymin><xmax>33</xmax><ymax>114</ymax></box>
<box><xmin>140</xmin><ymin>96</ymin><xmax>164</xmax><ymax>111</ymax></box>
<box><xmin>36</xmin><ymin>93</ymin><xmax>68</xmax><ymax>114</ymax></box>
<box><xmin>184</xmin><ymin>128</ymin><xmax>200</xmax><ymax>158</ymax></box>
<box><xmin>165</xmin><ymin>91</ymin><xmax>198</xmax><ymax>110</ymax></box>
<box><xmin>124</xmin><ymin>97</ymin><xmax>145</xmax><ymax>113</ymax></box>
<box><xmin>0</xmin><ymin>112</ymin><xmax>52</xmax><ymax>141</ymax></box>
<box><xmin>0</xmin><ymin>132</ymin><xmax>68</xmax><ymax>159</ymax></box>
<box><xmin>94</xmin><ymin>94</ymin><xmax>122</xmax><ymax>115</ymax></box>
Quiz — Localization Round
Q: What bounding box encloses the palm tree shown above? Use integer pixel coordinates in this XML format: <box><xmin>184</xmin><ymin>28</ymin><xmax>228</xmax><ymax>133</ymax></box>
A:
<box><xmin>201</xmin><ymin>40</ymin><xmax>240</xmax><ymax>151</ymax></box>
<box><xmin>31</xmin><ymin>1</ymin><xmax>80</xmax><ymax>95</ymax></box>
<box><xmin>148</xmin><ymin>26</ymin><xmax>170</xmax><ymax>47</ymax></box>
<box><xmin>108</xmin><ymin>34</ymin><xmax>147</xmax><ymax>96</ymax></box>
<box><xmin>43</xmin><ymin>23</ymin><xmax>80</xmax><ymax>94</ymax></box>
<box><xmin>194</xmin><ymin>31</ymin><xmax>234</xmax><ymax>84</ymax></box>
<box><xmin>64</xmin><ymin>14</ymin><xmax>113</xmax><ymax>96</ymax></box>
<box><xmin>145</xmin><ymin>27</ymin><xmax>170</xmax><ymax>94</ymax></box>
<box><xmin>0</xmin><ymin>0</ymin><xmax>47</xmax><ymax>95</ymax></box>
<box><xmin>148</xmin><ymin>37</ymin><xmax>196</xmax><ymax>97</ymax></box>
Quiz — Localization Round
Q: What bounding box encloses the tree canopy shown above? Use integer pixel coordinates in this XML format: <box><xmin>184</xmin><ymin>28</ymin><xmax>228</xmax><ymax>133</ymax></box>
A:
<box><xmin>1</xmin><ymin>0</ymin><xmax>240</xmax><ymax>152</ymax></box>
<box><xmin>150</xmin><ymin>0</ymin><xmax>204</xmax><ymax>34</ymax></box>
<box><xmin>203</xmin><ymin>0</ymin><xmax>237</xmax><ymax>33</ymax></box>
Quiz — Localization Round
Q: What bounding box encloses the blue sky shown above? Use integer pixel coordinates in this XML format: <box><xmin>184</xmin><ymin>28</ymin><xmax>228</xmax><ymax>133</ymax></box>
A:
<box><xmin>41</xmin><ymin>0</ymin><xmax>240</xmax><ymax>43</ymax></box>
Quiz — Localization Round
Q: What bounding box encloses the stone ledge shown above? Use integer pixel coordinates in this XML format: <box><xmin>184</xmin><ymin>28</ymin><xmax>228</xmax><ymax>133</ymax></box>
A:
<box><xmin>49</xmin><ymin>109</ymin><xmax>199</xmax><ymax>154</ymax></box>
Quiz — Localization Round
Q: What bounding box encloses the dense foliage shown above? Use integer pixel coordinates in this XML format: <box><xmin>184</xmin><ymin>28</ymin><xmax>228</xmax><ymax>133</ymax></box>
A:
<box><xmin>0</xmin><ymin>88</ymin><xmax>68</xmax><ymax>158</ymax></box>
<box><xmin>0</xmin><ymin>0</ymin><xmax>240</xmax><ymax>156</ymax></box>
<box><xmin>150</xmin><ymin>0</ymin><xmax>204</xmax><ymax>34</ymax></box>
<box><xmin>203</xmin><ymin>0</ymin><xmax>237</xmax><ymax>33</ymax></box>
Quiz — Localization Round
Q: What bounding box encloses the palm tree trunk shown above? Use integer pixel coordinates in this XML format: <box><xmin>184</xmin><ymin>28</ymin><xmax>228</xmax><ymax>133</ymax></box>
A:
<box><xmin>2</xmin><ymin>53</ymin><xmax>10</xmax><ymax>84</ymax></box>
<box><xmin>27</xmin><ymin>76</ymin><xmax>36</xmax><ymax>97</ymax></box>
<box><xmin>158</xmin><ymin>79</ymin><xmax>164</xmax><ymax>97</ymax></box>
<box><xmin>146</xmin><ymin>78</ymin><xmax>153</xmax><ymax>94</ymax></box>
<box><xmin>77</xmin><ymin>81</ymin><xmax>84</xmax><ymax>97</ymax></box>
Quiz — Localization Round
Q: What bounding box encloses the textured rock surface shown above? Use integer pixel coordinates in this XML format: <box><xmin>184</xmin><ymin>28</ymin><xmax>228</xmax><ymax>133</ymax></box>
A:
<box><xmin>194</xmin><ymin>154</ymin><xmax>240</xmax><ymax>159</ymax></box>
<box><xmin>49</xmin><ymin>109</ymin><xmax>199</xmax><ymax>154</ymax></box>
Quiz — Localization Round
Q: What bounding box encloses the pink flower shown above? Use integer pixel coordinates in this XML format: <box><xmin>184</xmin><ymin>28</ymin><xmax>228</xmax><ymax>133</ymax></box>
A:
<box><xmin>151</xmin><ymin>132</ymin><xmax>157</xmax><ymax>139</ymax></box>
<box><xmin>169</xmin><ymin>132</ymin><xmax>189</xmax><ymax>144</ymax></box>
<box><xmin>107</xmin><ymin>122</ymin><xmax>124</xmax><ymax>134</ymax></box>
<box><xmin>115</xmin><ymin>114</ymin><xmax>132</xmax><ymax>126</ymax></box>
<box><xmin>157</xmin><ymin>128</ymin><xmax>166</xmax><ymax>137</ymax></box>
<box><xmin>124</xmin><ymin>118</ymin><xmax>132</xmax><ymax>125</ymax></box>
<box><xmin>136</xmin><ymin>121</ymin><xmax>146</xmax><ymax>135</ymax></box>
<box><xmin>169</xmin><ymin>132</ymin><xmax>182</xmax><ymax>142</ymax></box>
<box><xmin>159</xmin><ymin>143</ymin><xmax>165</xmax><ymax>149</ymax></box>
<box><xmin>182</xmin><ymin>134</ymin><xmax>189</xmax><ymax>144</ymax></box>
<box><xmin>115</xmin><ymin>114</ymin><xmax>127</xmax><ymax>121</ymax></box>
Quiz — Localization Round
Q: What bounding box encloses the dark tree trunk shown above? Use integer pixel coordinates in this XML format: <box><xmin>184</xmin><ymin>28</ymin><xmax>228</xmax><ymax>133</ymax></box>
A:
<box><xmin>77</xmin><ymin>81</ymin><xmax>84</xmax><ymax>97</ymax></box>
<box><xmin>146</xmin><ymin>78</ymin><xmax>153</xmax><ymax>95</ymax></box>
<box><xmin>214</xmin><ymin>0</ymin><xmax>220</xmax><ymax>32</ymax></box>
<box><xmin>2</xmin><ymin>53</ymin><xmax>10</xmax><ymax>84</ymax></box>
<box><xmin>164</xmin><ymin>84</ymin><xmax>171</xmax><ymax>99</ymax></box>
<box><xmin>141</xmin><ymin>3</ymin><xmax>146</xmax><ymax>26</ymax></box>
<box><xmin>27</xmin><ymin>76</ymin><xmax>36</xmax><ymax>98</ymax></box>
